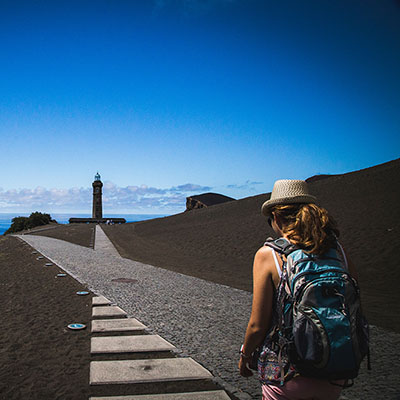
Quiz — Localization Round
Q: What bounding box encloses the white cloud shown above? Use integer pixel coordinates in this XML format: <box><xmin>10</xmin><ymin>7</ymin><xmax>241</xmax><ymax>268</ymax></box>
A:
<box><xmin>0</xmin><ymin>182</ymin><xmax>212</xmax><ymax>213</ymax></box>
<box><xmin>170</xmin><ymin>183</ymin><xmax>212</xmax><ymax>193</ymax></box>
<box><xmin>226</xmin><ymin>180</ymin><xmax>263</xmax><ymax>191</ymax></box>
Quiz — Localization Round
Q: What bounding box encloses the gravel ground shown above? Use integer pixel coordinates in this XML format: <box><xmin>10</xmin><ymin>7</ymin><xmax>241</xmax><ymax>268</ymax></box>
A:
<box><xmin>17</xmin><ymin>234</ymin><xmax>400</xmax><ymax>400</ymax></box>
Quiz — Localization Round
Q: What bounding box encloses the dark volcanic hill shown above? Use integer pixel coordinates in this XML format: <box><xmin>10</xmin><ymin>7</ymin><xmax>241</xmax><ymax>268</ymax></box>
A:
<box><xmin>186</xmin><ymin>192</ymin><xmax>235</xmax><ymax>211</ymax></box>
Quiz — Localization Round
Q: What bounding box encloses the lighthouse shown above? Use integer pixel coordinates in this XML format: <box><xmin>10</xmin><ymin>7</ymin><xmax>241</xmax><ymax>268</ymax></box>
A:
<box><xmin>92</xmin><ymin>172</ymin><xmax>103</xmax><ymax>219</ymax></box>
<box><xmin>69</xmin><ymin>173</ymin><xmax>126</xmax><ymax>224</ymax></box>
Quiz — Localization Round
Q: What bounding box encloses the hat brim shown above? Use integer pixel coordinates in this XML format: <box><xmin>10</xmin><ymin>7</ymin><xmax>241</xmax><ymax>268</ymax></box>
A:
<box><xmin>261</xmin><ymin>195</ymin><xmax>317</xmax><ymax>216</ymax></box>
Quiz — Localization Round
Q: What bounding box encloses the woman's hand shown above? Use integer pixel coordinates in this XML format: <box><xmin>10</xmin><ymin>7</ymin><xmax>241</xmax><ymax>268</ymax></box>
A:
<box><xmin>238</xmin><ymin>355</ymin><xmax>253</xmax><ymax>377</ymax></box>
<box><xmin>239</xmin><ymin>247</ymin><xmax>275</xmax><ymax>379</ymax></box>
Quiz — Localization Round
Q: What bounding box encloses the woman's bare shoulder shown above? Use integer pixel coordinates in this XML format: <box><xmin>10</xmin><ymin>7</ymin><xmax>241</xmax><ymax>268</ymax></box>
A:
<box><xmin>256</xmin><ymin>244</ymin><xmax>273</xmax><ymax>255</ymax></box>
<box><xmin>254</xmin><ymin>245</ymin><xmax>283</xmax><ymax>284</ymax></box>
<box><xmin>254</xmin><ymin>246</ymin><xmax>275</xmax><ymax>270</ymax></box>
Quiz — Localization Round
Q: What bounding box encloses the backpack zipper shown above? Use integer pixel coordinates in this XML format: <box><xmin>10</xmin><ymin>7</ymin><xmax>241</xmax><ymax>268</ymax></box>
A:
<box><xmin>293</xmin><ymin>275</ymin><xmax>354</xmax><ymax>318</ymax></box>
<box><xmin>290</xmin><ymin>268</ymin><xmax>350</xmax><ymax>294</ymax></box>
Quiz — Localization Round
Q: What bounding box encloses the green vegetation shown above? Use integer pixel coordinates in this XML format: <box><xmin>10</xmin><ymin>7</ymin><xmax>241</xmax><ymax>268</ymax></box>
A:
<box><xmin>5</xmin><ymin>212</ymin><xmax>57</xmax><ymax>235</ymax></box>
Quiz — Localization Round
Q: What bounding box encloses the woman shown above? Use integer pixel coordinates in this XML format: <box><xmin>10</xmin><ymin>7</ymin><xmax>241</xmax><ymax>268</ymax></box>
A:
<box><xmin>238</xmin><ymin>179</ymin><xmax>357</xmax><ymax>400</ymax></box>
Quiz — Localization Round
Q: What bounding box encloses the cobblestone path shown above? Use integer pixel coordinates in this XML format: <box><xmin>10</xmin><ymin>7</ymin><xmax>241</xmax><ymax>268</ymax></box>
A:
<box><xmin>18</xmin><ymin>234</ymin><xmax>258</xmax><ymax>399</ymax></box>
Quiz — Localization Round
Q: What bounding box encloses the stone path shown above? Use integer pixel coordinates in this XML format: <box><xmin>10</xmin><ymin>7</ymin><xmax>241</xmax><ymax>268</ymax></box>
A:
<box><xmin>17</xmin><ymin>234</ymin><xmax>254</xmax><ymax>399</ymax></box>
<box><xmin>93</xmin><ymin>306</ymin><xmax>128</xmax><ymax>318</ymax></box>
<box><xmin>94</xmin><ymin>225</ymin><xmax>120</xmax><ymax>256</ymax></box>
<box><xmin>92</xmin><ymin>319</ymin><xmax>147</xmax><ymax>333</ymax></box>
<box><xmin>16</xmin><ymin>234</ymin><xmax>400</xmax><ymax>400</ymax></box>
<box><xmin>91</xmin><ymin>334</ymin><xmax>176</xmax><ymax>354</ymax></box>
<box><xmin>89</xmin><ymin>294</ymin><xmax>224</xmax><ymax>398</ymax></box>
<box><xmin>90</xmin><ymin>358</ymin><xmax>213</xmax><ymax>385</ymax></box>
<box><xmin>93</xmin><ymin>296</ymin><xmax>113</xmax><ymax>306</ymax></box>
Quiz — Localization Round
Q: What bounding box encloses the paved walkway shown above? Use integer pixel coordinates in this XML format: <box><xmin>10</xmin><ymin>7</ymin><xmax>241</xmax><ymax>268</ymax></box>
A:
<box><xmin>18</xmin><ymin>234</ymin><xmax>256</xmax><ymax>399</ymax></box>
<box><xmin>16</xmin><ymin>234</ymin><xmax>400</xmax><ymax>400</ymax></box>
<box><xmin>89</xmin><ymin>294</ymin><xmax>227</xmax><ymax>398</ymax></box>
<box><xmin>94</xmin><ymin>225</ymin><xmax>120</xmax><ymax>256</ymax></box>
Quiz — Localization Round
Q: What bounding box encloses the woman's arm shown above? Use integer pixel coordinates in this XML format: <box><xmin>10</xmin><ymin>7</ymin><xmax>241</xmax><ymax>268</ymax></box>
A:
<box><xmin>239</xmin><ymin>247</ymin><xmax>276</xmax><ymax>377</ymax></box>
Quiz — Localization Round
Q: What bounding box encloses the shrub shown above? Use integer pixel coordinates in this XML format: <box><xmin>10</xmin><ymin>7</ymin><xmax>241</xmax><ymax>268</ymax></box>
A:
<box><xmin>5</xmin><ymin>212</ymin><xmax>56</xmax><ymax>235</ymax></box>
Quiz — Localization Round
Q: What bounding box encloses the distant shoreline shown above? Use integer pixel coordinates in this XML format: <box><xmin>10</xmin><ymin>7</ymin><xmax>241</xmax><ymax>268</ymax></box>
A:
<box><xmin>0</xmin><ymin>213</ymin><xmax>168</xmax><ymax>235</ymax></box>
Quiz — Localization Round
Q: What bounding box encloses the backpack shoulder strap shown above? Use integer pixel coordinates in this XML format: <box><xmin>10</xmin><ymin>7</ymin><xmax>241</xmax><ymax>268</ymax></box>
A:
<box><xmin>264</xmin><ymin>237</ymin><xmax>298</xmax><ymax>256</ymax></box>
<box><xmin>336</xmin><ymin>241</ymin><xmax>349</xmax><ymax>271</ymax></box>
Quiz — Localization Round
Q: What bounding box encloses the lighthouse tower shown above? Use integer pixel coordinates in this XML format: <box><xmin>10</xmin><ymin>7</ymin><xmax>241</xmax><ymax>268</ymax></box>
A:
<box><xmin>92</xmin><ymin>172</ymin><xmax>103</xmax><ymax>219</ymax></box>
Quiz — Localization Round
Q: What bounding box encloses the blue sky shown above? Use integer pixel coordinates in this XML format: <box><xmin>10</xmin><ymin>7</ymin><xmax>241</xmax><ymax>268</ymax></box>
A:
<box><xmin>1</xmin><ymin>0</ymin><xmax>399</xmax><ymax>214</ymax></box>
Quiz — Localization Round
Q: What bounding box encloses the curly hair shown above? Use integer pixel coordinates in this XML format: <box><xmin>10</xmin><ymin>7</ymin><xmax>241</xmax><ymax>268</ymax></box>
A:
<box><xmin>269</xmin><ymin>203</ymin><xmax>339</xmax><ymax>255</ymax></box>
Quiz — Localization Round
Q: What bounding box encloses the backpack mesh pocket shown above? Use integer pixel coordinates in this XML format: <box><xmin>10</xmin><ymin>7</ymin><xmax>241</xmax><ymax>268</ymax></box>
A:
<box><xmin>293</xmin><ymin>306</ymin><xmax>325</xmax><ymax>365</ymax></box>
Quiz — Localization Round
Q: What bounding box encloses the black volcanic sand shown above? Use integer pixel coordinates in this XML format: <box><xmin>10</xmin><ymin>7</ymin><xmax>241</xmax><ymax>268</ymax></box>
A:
<box><xmin>34</xmin><ymin>159</ymin><xmax>400</xmax><ymax>333</ymax></box>
<box><xmin>0</xmin><ymin>235</ymin><xmax>93</xmax><ymax>399</ymax></box>
<box><xmin>25</xmin><ymin>223</ymin><xmax>94</xmax><ymax>248</ymax></box>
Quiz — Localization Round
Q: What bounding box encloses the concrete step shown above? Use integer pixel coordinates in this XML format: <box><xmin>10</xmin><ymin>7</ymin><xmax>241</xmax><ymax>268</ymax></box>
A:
<box><xmin>93</xmin><ymin>295</ymin><xmax>112</xmax><ymax>306</ymax></box>
<box><xmin>93</xmin><ymin>306</ymin><xmax>127</xmax><ymax>319</ymax></box>
<box><xmin>92</xmin><ymin>318</ymin><xmax>147</xmax><ymax>333</ymax></box>
<box><xmin>90</xmin><ymin>358</ymin><xmax>212</xmax><ymax>385</ymax></box>
<box><xmin>91</xmin><ymin>335</ymin><xmax>176</xmax><ymax>354</ymax></box>
<box><xmin>89</xmin><ymin>391</ymin><xmax>230</xmax><ymax>399</ymax></box>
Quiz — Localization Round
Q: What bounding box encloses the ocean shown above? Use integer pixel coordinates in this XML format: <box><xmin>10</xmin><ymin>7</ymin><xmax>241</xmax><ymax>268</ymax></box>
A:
<box><xmin>0</xmin><ymin>213</ymin><xmax>168</xmax><ymax>235</ymax></box>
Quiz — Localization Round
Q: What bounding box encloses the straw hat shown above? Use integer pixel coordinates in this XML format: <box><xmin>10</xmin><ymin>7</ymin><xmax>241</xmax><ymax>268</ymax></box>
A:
<box><xmin>261</xmin><ymin>179</ymin><xmax>317</xmax><ymax>216</ymax></box>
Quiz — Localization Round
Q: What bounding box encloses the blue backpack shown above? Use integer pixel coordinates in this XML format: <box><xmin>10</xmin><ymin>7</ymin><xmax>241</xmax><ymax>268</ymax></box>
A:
<box><xmin>264</xmin><ymin>237</ymin><xmax>370</xmax><ymax>384</ymax></box>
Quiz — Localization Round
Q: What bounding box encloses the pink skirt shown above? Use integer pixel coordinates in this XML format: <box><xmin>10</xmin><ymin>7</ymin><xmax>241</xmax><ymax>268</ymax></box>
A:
<box><xmin>262</xmin><ymin>376</ymin><xmax>343</xmax><ymax>400</ymax></box>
